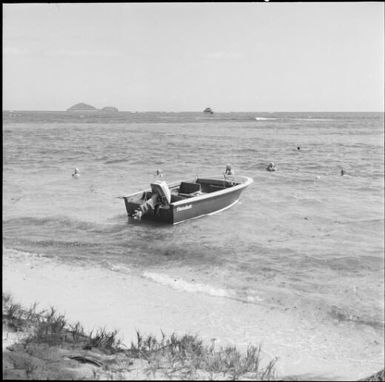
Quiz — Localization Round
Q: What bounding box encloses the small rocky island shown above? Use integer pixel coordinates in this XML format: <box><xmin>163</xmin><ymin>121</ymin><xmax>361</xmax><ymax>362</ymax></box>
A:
<box><xmin>203</xmin><ymin>107</ymin><xmax>214</xmax><ymax>114</ymax></box>
<box><xmin>67</xmin><ymin>103</ymin><xmax>97</xmax><ymax>112</ymax></box>
<box><xmin>67</xmin><ymin>103</ymin><xmax>119</xmax><ymax>112</ymax></box>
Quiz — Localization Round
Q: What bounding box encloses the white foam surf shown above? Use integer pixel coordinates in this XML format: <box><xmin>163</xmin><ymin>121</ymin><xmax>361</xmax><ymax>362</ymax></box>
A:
<box><xmin>142</xmin><ymin>271</ymin><xmax>231</xmax><ymax>298</ymax></box>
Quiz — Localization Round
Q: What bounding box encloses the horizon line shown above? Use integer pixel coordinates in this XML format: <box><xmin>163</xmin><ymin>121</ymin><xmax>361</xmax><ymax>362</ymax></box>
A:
<box><xmin>3</xmin><ymin>109</ymin><xmax>384</xmax><ymax>113</ymax></box>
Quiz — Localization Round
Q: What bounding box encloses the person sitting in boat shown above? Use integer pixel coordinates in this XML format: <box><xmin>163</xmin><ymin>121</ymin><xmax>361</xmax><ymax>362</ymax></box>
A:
<box><xmin>224</xmin><ymin>164</ymin><xmax>234</xmax><ymax>176</ymax></box>
<box><xmin>224</xmin><ymin>164</ymin><xmax>235</xmax><ymax>185</ymax></box>
<box><xmin>72</xmin><ymin>168</ymin><xmax>80</xmax><ymax>178</ymax></box>
<box><xmin>266</xmin><ymin>162</ymin><xmax>277</xmax><ymax>172</ymax></box>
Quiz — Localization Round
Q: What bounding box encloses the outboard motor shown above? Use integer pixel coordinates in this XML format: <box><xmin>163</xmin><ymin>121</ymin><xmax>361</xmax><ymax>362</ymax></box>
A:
<box><xmin>132</xmin><ymin>180</ymin><xmax>171</xmax><ymax>221</ymax></box>
<box><xmin>150</xmin><ymin>180</ymin><xmax>171</xmax><ymax>205</ymax></box>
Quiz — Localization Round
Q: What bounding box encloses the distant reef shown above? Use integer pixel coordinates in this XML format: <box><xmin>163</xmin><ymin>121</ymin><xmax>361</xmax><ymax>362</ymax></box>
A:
<box><xmin>101</xmin><ymin>106</ymin><xmax>119</xmax><ymax>112</ymax></box>
<box><xmin>67</xmin><ymin>103</ymin><xmax>119</xmax><ymax>112</ymax></box>
<box><xmin>203</xmin><ymin>107</ymin><xmax>214</xmax><ymax>114</ymax></box>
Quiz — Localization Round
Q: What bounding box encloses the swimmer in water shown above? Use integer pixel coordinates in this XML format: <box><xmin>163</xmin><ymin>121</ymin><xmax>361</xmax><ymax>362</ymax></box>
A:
<box><xmin>266</xmin><ymin>162</ymin><xmax>276</xmax><ymax>172</ymax></box>
<box><xmin>341</xmin><ymin>169</ymin><xmax>345</xmax><ymax>176</ymax></box>
<box><xmin>72</xmin><ymin>168</ymin><xmax>80</xmax><ymax>178</ymax></box>
<box><xmin>297</xmin><ymin>146</ymin><xmax>301</xmax><ymax>150</ymax></box>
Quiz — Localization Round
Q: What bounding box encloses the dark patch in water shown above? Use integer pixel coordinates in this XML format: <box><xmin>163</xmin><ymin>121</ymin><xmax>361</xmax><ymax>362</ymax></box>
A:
<box><xmin>329</xmin><ymin>306</ymin><xmax>384</xmax><ymax>331</ymax></box>
<box><xmin>32</xmin><ymin>240</ymin><xmax>99</xmax><ymax>249</ymax></box>
<box><xmin>104</xmin><ymin>158</ymin><xmax>130</xmax><ymax>164</ymax></box>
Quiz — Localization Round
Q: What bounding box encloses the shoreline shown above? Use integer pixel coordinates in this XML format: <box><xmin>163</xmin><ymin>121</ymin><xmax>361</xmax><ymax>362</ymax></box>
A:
<box><xmin>3</xmin><ymin>248</ymin><xmax>384</xmax><ymax>380</ymax></box>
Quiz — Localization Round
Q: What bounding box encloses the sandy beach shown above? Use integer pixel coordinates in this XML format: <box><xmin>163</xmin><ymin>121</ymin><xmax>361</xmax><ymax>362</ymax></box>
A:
<box><xmin>3</xmin><ymin>249</ymin><xmax>383</xmax><ymax>380</ymax></box>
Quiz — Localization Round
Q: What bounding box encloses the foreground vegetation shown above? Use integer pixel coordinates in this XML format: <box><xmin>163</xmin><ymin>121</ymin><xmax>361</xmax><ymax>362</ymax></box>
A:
<box><xmin>3</xmin><ymin>293</ymin><xmax>278</xmax><ymax>380</ymax></box>
<box><xmin>359</xmin><ymin>369</ymin><xmax>385</xmax><ymax>382</ymax></box>
<box><xmin>3</xmin><ymin>294</ymin><xmax>383</xmax><ymax>380</ymax></box>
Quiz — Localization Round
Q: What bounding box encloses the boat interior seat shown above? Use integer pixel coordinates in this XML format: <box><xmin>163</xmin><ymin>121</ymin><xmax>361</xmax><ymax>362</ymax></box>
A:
<box><xmin>170</xmin><ymin>194</ymin><xmax>185</xmax><ymax>202</ymax></box>
<box><xmin>178</xmin><ymin>182</ymin><xmax>201</xmax><ymax>197</ymax></box>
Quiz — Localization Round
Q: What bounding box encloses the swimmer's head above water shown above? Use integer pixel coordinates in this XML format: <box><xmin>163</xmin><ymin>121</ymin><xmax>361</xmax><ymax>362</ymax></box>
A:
<box><xmin>266</xmin><ymin>162</ymin><xmax>276</xmax><ymax>171</ymax></box>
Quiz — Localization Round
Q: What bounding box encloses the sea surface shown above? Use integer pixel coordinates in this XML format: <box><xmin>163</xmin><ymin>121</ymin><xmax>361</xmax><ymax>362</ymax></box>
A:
<box><xmin>3</xmin><ymin>111</ymin><xmax>384</xmax><ymax>365</ymax></box>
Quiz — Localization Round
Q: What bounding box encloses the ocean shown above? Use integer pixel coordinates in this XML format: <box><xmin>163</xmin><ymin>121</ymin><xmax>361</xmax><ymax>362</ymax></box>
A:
<box><xmin>3</xmin><ymin>111</ymin><xmax>384</xmax><ymax>376</ymax></box>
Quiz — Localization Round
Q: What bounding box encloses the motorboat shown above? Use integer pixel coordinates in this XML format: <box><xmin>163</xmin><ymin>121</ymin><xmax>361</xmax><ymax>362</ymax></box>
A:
<box><xmin>120</xmin><ymin>174</ymin><xmax>253</xmax><ymax>224</ymax></box>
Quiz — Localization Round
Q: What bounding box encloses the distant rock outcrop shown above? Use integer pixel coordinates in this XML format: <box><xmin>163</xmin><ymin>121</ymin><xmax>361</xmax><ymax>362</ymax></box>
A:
<box><xmin>67</xmin><ymin>103</ymin><xmax>97</xmax><ymax>112</ymax></box>
<box><xmin>203</xmin><ymin>107</ymin><xmax>214</xmax><ymax>114</ymax></box>
<box><xmin>66</xmin><ymin>103</ymin><xmax>119</xmax><ymax>112</ymax></box>
<box><xmin>101</xmin><ymin>106</ymin><xmax>119</xmax><ymax>112</ymax></box>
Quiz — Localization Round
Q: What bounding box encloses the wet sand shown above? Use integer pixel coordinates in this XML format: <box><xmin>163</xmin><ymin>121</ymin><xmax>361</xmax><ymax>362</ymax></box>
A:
<box><xmin>3</xmin><ymin>249</ymin><xmax>383</xmax><ymax>380</ymax></box>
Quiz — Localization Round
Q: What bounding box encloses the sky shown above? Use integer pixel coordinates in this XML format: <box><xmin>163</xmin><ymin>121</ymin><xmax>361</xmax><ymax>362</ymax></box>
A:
<box><xmin>3</xmin><ymin>2</ymin><xmax>384</xmax><ymax>112</ymax></box>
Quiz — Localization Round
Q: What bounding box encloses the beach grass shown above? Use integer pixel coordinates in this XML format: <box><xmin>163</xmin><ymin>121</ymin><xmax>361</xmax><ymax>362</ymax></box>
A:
<box><xmin>359</xmin><ymin>369</ymin><xmax>385</xmax><ymax>382</ymax></box>
<box><xmin>127</xmin><ymin>329</ymin><xmax>278</xmax><ymax>379</ymax></box>
<box><xmin>2</xmin><ymin>293</ymin><xmax>278</xmax><ymax>380</ymax></box>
